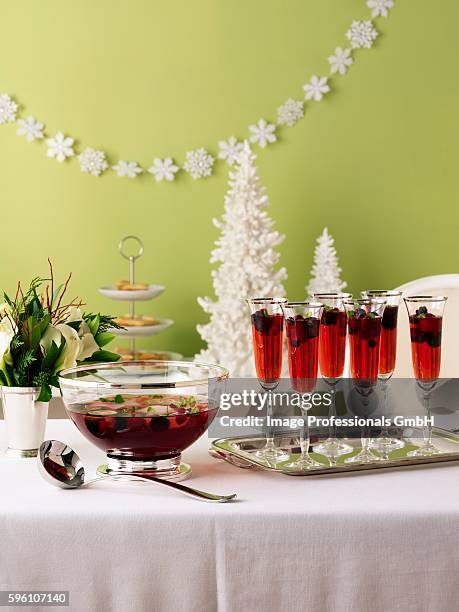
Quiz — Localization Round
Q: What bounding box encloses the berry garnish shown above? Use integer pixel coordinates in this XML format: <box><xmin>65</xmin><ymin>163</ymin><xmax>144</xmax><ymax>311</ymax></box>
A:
<box><xmin>410</xmin><ymin>332</ymin><xmax>425</xmax><ymax>343</ymax></box>
<box><xmin>85</xmin><ymin>416</ymin><xmax>103</xmax><ymax>436</ymax></box>
<box><xmin>150</xmin><ymin>416</ymin><xmax>170</xmax><ymax>432</ymax></box>
<box><xmin>305</xmin><ymin>317</ymin><xmax>320</xmax><ymax>339</ymax></box>
<box><xmin>424</xmin><ymin>332</ymin><xmax>442</xmax><ymax>348</ymax></box>
<box><xmin>252</xmin><ymin>309</ymin><xmax>271</xmax><ymax>333</ymax></box>
<box><xmin>415</xmin><ymin>306</ymin><xmax>429</xmax><ymax>319</ymax></box>
<box><xmin>288</xmin><ymin>317</ymin><xmax>319</xmax><ymax>345</ymax></box>
<box><xmin>252</xmin><ymin>310</ymin><xmax>282</xmax><ymax>334</ymax></box>
<box><xmin>322</xmin><ymin>309</ymin><xmax>338</xmax><ymax>326</ymax></box>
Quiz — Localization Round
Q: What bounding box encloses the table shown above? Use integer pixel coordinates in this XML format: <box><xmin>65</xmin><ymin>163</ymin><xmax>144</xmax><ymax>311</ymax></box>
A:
<box><xmin>1</xmin><ymin>420</ymin><xmax>458</xmax><ymax>612</ymax></box>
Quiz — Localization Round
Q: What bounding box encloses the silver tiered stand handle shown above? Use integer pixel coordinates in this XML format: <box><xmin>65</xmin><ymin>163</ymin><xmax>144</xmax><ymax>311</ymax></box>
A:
<box><xmin>118</xmin><ymin>235</ymin><xmax>144</xmax><ymax>357</ymax></box>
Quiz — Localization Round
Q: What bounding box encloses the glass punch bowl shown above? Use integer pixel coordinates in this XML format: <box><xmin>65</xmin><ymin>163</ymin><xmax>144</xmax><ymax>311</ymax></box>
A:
<box><xmin>59</xmin><ymin>360</ymin><xmax>228</xmax><ymax>480</ymax></box>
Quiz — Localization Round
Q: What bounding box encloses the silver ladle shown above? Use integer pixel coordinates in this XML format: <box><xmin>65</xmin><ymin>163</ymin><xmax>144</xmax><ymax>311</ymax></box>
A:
<box><xmin>38</xmin><ymin>440</ymin><xmax>237</xmax><ymax>503</ymax></box>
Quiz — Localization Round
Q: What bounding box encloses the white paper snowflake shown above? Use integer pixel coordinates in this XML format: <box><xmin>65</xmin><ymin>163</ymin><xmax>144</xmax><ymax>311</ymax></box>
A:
<box><xmin>16</xmin><ymin>116</ymin><xmax>44</xmax><ymax>142</ymax></box>
<box><xmin>303</xmin><ymin>76</ymin><xmax>330</xmax><ymax>102</ymax></box>
<box><xmin>249</xmin><ymin>119</ymin><xmax>276</xmax><ymax>148</ymax></box>
<box><xmin>218</xmin><ymin>137</ymin><xmax>244</xmax><ymax>165</ymax></box>
<box><xmin>46</xmin><ymin>132</ymin><xmax>74</xmax><ymax>163</ymax></box>
<box><xmin>328</xmin><ymin>47</ymin><xmax>353</xmax><ymax>76</ymax></box>
<box><xmin>78</xmin><ymin>147</ymin><xmax>109</xmax><ymax>177</ymax></box>
<box><xmin>367</xmin><ymin>0</ymin><xmax>394</xmax><ymax>18</ymax></box>
<box><xmin>148</xmin><ymin>158</ymin><xmax>179</xmax><ymax>182</ymax></box>
<box><xmin>346</xmin><ymin>20</ymin><xmax>378</xmax><ymax>49</ymax></box>
<box><xmin>0</xmin><ymin>94</ymin><xmax>17</xmax><ymax>124</ymax></box>
<box><xmin>184</xmin><ymin>148</ymin><xmax>214</xmax><ymax>180</ymax></box>
<box><xmin>112</xmin><ymin>160</ymin><xmax>143</xmax><ymax>178</ymax></box>
<box><xmin>277</xmin><ymin>99</ymin><xmax>304</xmax><ymax>127</ymax></box>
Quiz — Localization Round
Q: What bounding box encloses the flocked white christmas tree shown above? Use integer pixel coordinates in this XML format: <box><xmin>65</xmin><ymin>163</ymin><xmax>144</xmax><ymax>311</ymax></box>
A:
<box><xmin>306</xmin><ymin>227</ymin><xmax>347</xmax><ymax>295</ymax></box>
<box><xmin>195</xmin><ymin>142</ymin><xmax>287</xmax><ymax>376</ymax></box>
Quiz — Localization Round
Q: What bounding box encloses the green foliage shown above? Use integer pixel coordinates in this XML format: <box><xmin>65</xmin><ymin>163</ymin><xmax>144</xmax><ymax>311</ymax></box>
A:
<box><xmin>94</xmin><ymin>331</ymin><xmax>115</xmax><ymax>347</ymax></box>
<box><xmin>0</xmin><ymin>261</ymin><xmax>120</xmax><ymax>401</ymax></box>
<box><xmin>82</xmin><ymin>349</ymin><xmax>121</xmax><ymax>363</ymax></box>
<box><xmin>84</xmin><ymin>312</ymin><xmax>122</xmax><ymax>332</ymax></box>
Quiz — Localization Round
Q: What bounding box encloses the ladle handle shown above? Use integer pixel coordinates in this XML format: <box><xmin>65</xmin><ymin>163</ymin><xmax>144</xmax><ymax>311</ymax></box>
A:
<box><xmin>86</xmin><ymin>473</ymin><xmax>237</xmax><ymax>503</ymax></box>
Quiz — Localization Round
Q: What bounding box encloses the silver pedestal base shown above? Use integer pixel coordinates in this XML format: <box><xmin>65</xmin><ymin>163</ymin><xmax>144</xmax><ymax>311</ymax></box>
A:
<box><xmin>5</xmin><ymin>447</ymin><xmax>38</xmax><ymax>458</ymax></box>
<box><xmin>97</xmin><ymin>462</ymin><xmax>192</xmax><ymax>482</ymax></box>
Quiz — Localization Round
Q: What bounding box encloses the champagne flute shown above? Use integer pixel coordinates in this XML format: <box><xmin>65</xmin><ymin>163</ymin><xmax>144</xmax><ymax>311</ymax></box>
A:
<box><xmin>247</xmin><ymin>297</ymin><xmax>289</xmax><ymax>463</ymax></box>
<box><xmin>404</xmin><ymin>296</ymin><xmax>447</xmax><ymax>457</ymax></box>
<box><xmin>361</xmin><ymin>290</ymin><xmax>404</xmax><ymax>459</ymax></box>
<box><xmin>281</xmin><ymin>301</ymin><xmax>325</xmax><ymax>471</ymax></box>
<box><xmin>311</xmin><ymin>292</ymin><xmax>353</xmax><ymax>465</ymax></box>
<box><xmin>344</xmin><ymin>298</ymin><xmax>386</xmax><ymax>464</ymax></box>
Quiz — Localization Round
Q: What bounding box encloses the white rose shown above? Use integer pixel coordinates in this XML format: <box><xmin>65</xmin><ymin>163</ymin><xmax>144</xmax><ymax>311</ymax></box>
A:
<box><xmin>64</xmin><ymin>308</ymin><xmax>99</xmax><ymax>360</ymax></box>
<box><xmin>76</xmin><ymin>320</ymin><xmax>99</xmax><ymax>360</ymax></box>
<box><xmin>40</xmin><ymin>323</ymin><xmax>81</xmax><ymax>373</ymax></box>
<box><xmin>66</xmin><ymin>307</ymin><xmax>84</xmax><ymax>323</ymax></box>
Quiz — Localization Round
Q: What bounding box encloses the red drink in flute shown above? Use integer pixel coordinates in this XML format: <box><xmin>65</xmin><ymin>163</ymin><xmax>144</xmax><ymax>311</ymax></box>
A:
<box><xmin>319</xmin><ymin>309</ymin><xmax>347</xmax><ymax>379</ymax></box>
<box><xmin>409</xmin><ymin>308</ymin><xmax>442</xmax><ymax>381</ymax></box>
<box><xmin>251</xmin><ymin>310</ymin><xmax>284</xmax><ymax>384</ymax></box>
<box><xmin>404</xmin><ymin>296</ymin><xmax>447</xmax><ymax>457</ymax></box>
<box><xmin>362</xmin><ymin>291</ymin><xmax>402</xmax><ymax>377</ymax></box>
<box><xmin>344</xmin><ymin>298</ymin><xmax>386</xmax><ymax>465</ymax></box>
<box><xmin>348</xmin><ymin>311</ymin><xmax>382</xmax><ymax>386</ymax></box>
<box><xmin>285</xmin><ymin>315</ymin><xmax>320</xmax><ymax>392</ymax></box>
<box><xmin>361</xmin><ymin>290</ymin><xmax>403</xmax><ymax>457</ymax></box>
<box><xmin>247</xmin><ymin>297</ymin><xmax>288</xmax><ymax>463</ymax></box>
<box><xmin>281</xmin><ymin>301</ymin><xmax>324</xmax><ymax>471</ymax></box>
<box><xmin>312</xmin><ymin>293</ymin><xmax>353</xmax><ymax>461</ymax></box>
<box><xmin>380</xmin><ymin>305</ymin><xmax>398</xmax><ymax>374</ymax></box>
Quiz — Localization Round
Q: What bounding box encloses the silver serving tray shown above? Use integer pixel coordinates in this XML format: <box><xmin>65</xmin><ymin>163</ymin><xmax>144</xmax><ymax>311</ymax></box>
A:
<box><xmin>209</xmin><ymin>428</ymin><xmax>459</xmax><ymax>476</ymax></box>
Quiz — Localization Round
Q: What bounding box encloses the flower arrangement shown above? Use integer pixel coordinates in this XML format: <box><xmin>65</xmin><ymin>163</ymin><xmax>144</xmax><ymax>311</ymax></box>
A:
<box><xmin>0</xmin><ymin>261</ymin><xmax>121</xmax><ymax>401</ymax></box>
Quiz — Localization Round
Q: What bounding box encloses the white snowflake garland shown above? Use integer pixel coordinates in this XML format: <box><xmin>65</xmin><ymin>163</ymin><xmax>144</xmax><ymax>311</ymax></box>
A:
<box><xmin>17</xmin><ymin>116</ymin><xmax>44</xmax><ymax>142</ymax></box>
<box><xmin>112</xmin><ymin>160</ymin><xmax>143</xmax><ymax>178</ymax></box>
<box><xmin>0</xmin><ymin>94</ymin><xmax>17</xmax><ymax>124</ymax></box>
<box><xmin>46</xmin><ymin>132</ymin><xmax>74</xmax><ymax>163</ymax></box>
<box><xmin>303</xmin><ymin>76</ymin><xmax>330</xmax><ymax>101</ymax></box>
<box><xmin>277</xmin><ymin>99</ymin><xmax>304</xmax><ymax>127</ymax></box>
<box><xmin>249</xmin><ymin>119</ymin><xmax>276</xmax><ymax>148</ymax></box>
<box><xmin>184</xmin><ymin>148</ymin><xmax>214</xmax><ymax>179</ymax></box>
<box><xmin>78</xmin><ymin>147</ymin><xmax>109</xmax><ymax>177</ymax></box>
<box><xmin>148</xmin><ymin>158</ymin><xmax>179</xmax><ymax>182</ymax></box>
<box><xmin>2</xmin><ymin>1</ymin><xmax>392</xmax><ymax>183</ymax></box>
<box><xmin>367</xmin><ymin>0</ymin><xmax>394</xmax><ymax>18</ymax></box>
<box><xmin>218</xmin><ymin>137</ymin><xmax>244</xmax><ymax>165</ymax></box>
<box><xmin>328</xmin><ymin>47</ymin><xmax>353</xmax><ymax>76</ymax></box>
<box><xmin>346</xmin><ymin>20</ymin><xmax>378</xmax><ymax>49</ymax></box>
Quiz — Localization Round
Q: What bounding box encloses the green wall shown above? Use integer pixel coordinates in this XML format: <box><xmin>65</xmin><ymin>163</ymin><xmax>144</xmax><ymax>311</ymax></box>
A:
<box><xmin>1</xmin><ymin>1</ymin><xmax>458</xmax><ymax>357</ymax></box>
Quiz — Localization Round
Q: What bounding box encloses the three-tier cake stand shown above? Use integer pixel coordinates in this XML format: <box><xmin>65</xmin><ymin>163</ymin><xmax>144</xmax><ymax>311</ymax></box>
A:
<box><xmin>98</xmin><ymin>235</ymin><xmax>174</xmax><ymax>359</ymax></box>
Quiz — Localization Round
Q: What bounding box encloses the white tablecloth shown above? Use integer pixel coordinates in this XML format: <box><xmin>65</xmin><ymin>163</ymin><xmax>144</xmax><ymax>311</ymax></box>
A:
<box><xmin>1</xmin><ymin>420</ymin><xmax>458</xmax><ymax>612</ymax></box>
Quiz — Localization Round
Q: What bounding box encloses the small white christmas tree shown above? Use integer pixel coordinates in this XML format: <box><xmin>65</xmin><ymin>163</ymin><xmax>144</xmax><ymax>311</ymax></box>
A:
<box><xmin>306</xmin><ymin>227</ymin><xmax>346</xmax><ymax>295</ymax></box>
<box><xmin>195</xmin><ymin>142</ymin><xmax>287</xmax><ymax>376</ymax></box>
